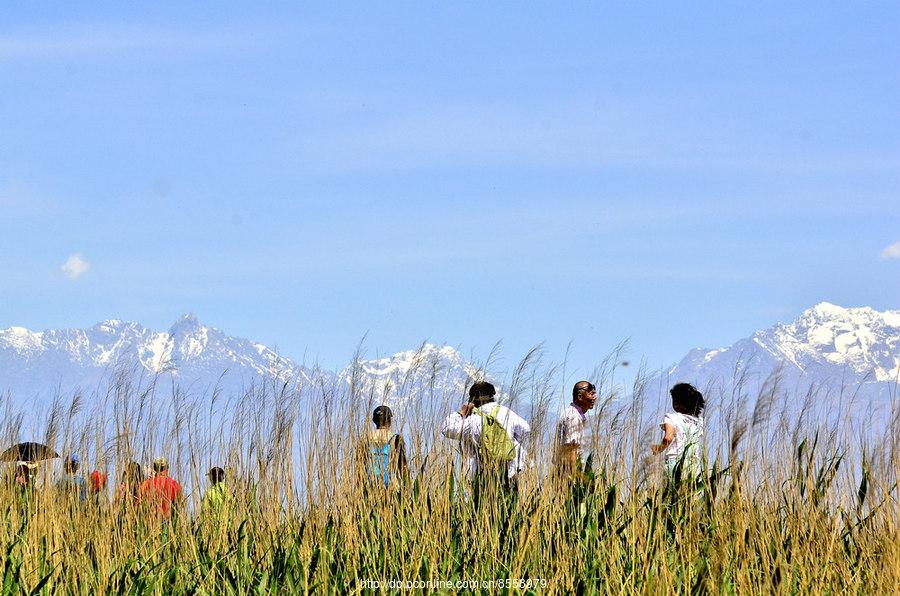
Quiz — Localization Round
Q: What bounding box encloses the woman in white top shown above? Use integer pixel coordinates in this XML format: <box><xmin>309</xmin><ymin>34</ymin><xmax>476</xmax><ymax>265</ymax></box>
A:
<box><xmin>651</xmin><ymin>383</ymin><xmax>705</xmax><ymax>482</ymax></box>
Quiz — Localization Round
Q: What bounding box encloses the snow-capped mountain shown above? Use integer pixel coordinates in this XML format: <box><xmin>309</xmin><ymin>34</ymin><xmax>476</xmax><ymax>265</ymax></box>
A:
<box><xmin>0</xmin><ymin>316</ymin><xmax>481</xmax><ymax>418</ymax></box>
<box><xmin>339</xmin><ymin>343</ymin><xmax>480</xmax><ymax>409</ymax></box>
<box><xmin>662</xmin><ymin>303</ymin><xmax>899</xmax><ymax>424</ymax></box>
<box><xmin>0</xmin><ymin>315</ymin><xmax>312</xmax><ymax>403</ymax></box>
<box><xmin>4</xmin><ymin>303</ymin><xmax>896</xmax><ymax>430</ymax></box>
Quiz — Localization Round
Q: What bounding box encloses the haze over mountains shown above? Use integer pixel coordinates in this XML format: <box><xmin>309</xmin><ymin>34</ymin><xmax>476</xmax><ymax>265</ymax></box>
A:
<box><xmin>1</xmin><ymin>303</ymin><xmax>897</xmax><ymax>424</ymax></box>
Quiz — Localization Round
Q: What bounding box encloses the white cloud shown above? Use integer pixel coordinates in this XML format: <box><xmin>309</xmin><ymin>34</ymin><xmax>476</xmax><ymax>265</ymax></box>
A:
<box><xmin>61</xmin><ymin>254</ymin><xmax>91</xmax><ymax>280</ymax></box>
<box><xmin>880</xmin><ymin>241</ymin><xmax>900</xmax><ymax>260</ymax></box>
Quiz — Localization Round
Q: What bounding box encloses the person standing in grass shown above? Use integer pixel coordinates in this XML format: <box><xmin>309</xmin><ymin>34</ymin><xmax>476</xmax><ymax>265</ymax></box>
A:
<box><xmin>88</xmin><ymin>470</ymin><xmax>108</xmax><ymax>504</ymax></box>
<box><xmin>555</xmin><ymin>381</ymin><xmax>597</xmax><ymax>476</ymax></box>
<box><xmin>441</xmin><ymin>381</ymin><xmax>530</xmax><ymax>487</ymax></box>
<box><xmin>114</xmin><ymin>461</ymin><xmax>144</xmax><ymax>509</ymax></box>
<box><xmin>56</xmin><ymin>454</ymin><xmax>86</xmax><ymax>502</ymax></box>
<box><xmin>12</xmin><ymin>462</ymin><xmax>38</xmax><ymax>515</ymax></box>
<box><xmin>14</xmin><ymin>462</ymin><xmax>36</xmax><ymax>492</ymax></box>
<box><xmin>364</xmin><ymin>405</ymin><xmax>408</xmax><ymax>488</ymax></box>
<box><xmin>202</xmin><ymin>466</ymin><xmax>231</xmax><ymax>516</ymax></box>
<box><xmin>651</xmin><ymin>383</ymin><xmax>706</xmax><ymax>482</ymax></box>
<box><xmin>138</xmin><ymin>456</ymin><xmax>183</xmax><ymax>519</ymax></box>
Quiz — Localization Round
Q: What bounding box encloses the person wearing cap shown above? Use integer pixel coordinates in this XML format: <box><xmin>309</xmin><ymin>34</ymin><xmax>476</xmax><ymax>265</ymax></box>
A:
<box><xmin>138</xmin><ymin>456</ymin><xmax>183</xmax><ymax>519</ymax></box>
<box><xmin>56</xmin><ymin>454</ymin><xmax>86</xmax><ymax>502</ymax></box>
<box><xmin>555</xmin><ymin>380</ymin><xmax>598</xmax><ymax>476</ymax></box>
<box><xmin>201</xmin><ymin>466</ymin><xmax>231</xmax><ymax>517</ymax></box>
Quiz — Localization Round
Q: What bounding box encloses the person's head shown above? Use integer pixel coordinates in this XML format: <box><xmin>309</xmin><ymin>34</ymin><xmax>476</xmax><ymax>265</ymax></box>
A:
<box><xmin>372</xmin><ymin>405</ymin><xmax>392</xmax><ymax>429</ymax></box>
<box><xmin>468</xmin><ymin>381</ymin><xmax>496</xmax><ymax>407</ymax></box>
<box><xmin>123</xmin><ymin>461</ymin><xmax>144</xmax><ymax>485</ymax></box>
<box><xmin>208</xmin><ymin>466</ymin><xmax>225</xmax><ymax>485</ymax></box>
<box><xmin>572</xmin><ymin>381</ymin><xmax>597</xmax><ymax>411</ymax></box>
<box><xmin>151</xmin><ymin>456</ymin><xmax>169</xmax><ymax>475</ymax></box>
<box><xmin>670</xmin><ymin>383</ymin><xmax>705</xmax><ymax>417</ymax></box>
<box><xmin>65</xmin><ymin>454</ymin><xmax>79</xmax><ymax>474</ymax></box>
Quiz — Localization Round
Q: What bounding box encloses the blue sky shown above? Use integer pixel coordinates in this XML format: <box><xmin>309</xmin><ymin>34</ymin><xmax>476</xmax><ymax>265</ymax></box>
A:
<box><xmin>1</xmin><ymin>3</ymin><xmax>898</xmax><ymax>376</ymax></box>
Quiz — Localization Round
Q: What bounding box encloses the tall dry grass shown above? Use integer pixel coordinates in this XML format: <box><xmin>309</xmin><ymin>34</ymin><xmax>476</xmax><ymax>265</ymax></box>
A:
<box><xmin>0</xmin><ymin>346</ymin><xmax>897</xmax><ymax>594</ymax></box>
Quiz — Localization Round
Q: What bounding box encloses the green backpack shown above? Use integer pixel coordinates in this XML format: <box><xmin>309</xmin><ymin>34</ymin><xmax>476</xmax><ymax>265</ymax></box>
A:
<box><xmin>475</xmin><ymin>406</ymin><xmax>516</xmax><ymax>462</ymax></box>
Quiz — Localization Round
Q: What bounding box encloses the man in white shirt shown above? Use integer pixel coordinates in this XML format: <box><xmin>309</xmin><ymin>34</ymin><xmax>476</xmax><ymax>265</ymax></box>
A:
<box><xmin>555</xmin><ymin>380</ymin><xmax>597</xmax><ymax>474</ymax></box>
<box><xmin>440</xmin><ymin>381</ymin><xmax>531</xmax><ymax>484</ymax></box>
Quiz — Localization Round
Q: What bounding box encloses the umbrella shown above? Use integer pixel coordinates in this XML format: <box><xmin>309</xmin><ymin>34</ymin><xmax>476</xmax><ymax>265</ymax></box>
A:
<box><xmin>0</xmin><ymin>442</ymin><xmax>59</xmax><ymax>463</ymax></box>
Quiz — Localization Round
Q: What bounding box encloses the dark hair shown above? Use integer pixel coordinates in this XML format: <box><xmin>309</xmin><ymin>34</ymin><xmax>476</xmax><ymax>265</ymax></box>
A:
<box><xmin>124</xmin><ymin>461</ymin><xmax>144</xmax><ymax>485</ymax></box>
<box><xmin>469</xmin><ymin>381</ymin><xmax>496</xmax><ymax>405</ymax></box>
<box><xmin>670</xmin><ymin>383</ymin><xmax>705</xmax><ymax>416</ymax></box>
<box><xmin>208</xmin><ymin>466</ymin><xmax>225</xmax><ymax>484</ymax></box>
<box><xmin>373</xmin><ymin>405</ymin><xmax>392</xmax><ymax>428</ymax></box>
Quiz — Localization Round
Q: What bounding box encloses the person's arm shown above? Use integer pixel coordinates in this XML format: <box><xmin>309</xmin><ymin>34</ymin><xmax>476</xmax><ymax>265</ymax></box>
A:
<box><xmin>394</xmin><ymin>435</ymin><xmax>409</xmax><ymax>482</ymax></box>
<box><xmin>509</xmin><ymin>410</ymin><xmax>530</xmax><ymax>443</ymax></box>
<box><xmin>440</xmin><ymin>403</ymin><xmax>474</xmax><ymax>439</ymax></box>
<box><xmin>651</xmin><ymin>423</ymin><xmax>676</xmax><ymax>454</ymax></box>
<box><xmin>557</xmin><ymin>412</ymin><xmax>578</xmax><ymax>446</ymax></box>
<box><xmin>554</xmin><ymin>414</ymin><xmax>579</xmax><ymax>469</ymax></box>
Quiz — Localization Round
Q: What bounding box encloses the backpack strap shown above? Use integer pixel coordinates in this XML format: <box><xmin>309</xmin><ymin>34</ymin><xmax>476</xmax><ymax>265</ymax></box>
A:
<box><xmin>475</xmin><ymin>405</ymin><xmax>500</xmax><ymax>425</ymax></box>
<box><xmin>474</xmin><ymin>405</ymin><xmax>516</xmax><ymax>464</ymax></box>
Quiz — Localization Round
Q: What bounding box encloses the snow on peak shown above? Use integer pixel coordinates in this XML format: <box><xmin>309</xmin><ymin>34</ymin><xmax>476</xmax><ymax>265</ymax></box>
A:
<box><xmin>807</xmin><ymin>301</ymin><xmax>847</xmax><ymax>318</ymax></box>
<box><xmin>0</xmin><ymin>326</ymin><xmax>45</xmax><ymax>353</ymax></box>
<box><xmin>668</xmin><ymin>302</ymin><xmax>900</xmax><ymax>393</ymax></box>
<box><xmin>341</xmin><ymin>343</ymin><xmax>476</xmax><ymax>408</ymax></box>
<box><xmin>138</xmin><ymin>332</ymin><xmax>175</xmax><ymax>373</ymax></box>
<box><xmin>796</xmin><ymin>302</ymin><xmax>900</xmax><ymax>329</ymax></box>
<box><xmin>0</xmin><ymin>315</ymin><xmax>320</xmax><ymax>400</ymax></box>
<box><xmin>95</xmin><ymin>318</ymin><xmax>122</xmax><ymax>328</ymax></box>
<box><xmin>169</xmin><ymin>313</ymin><xmax>202</xmax><ymax>334</ymax></box>
<box><xmin>3</xmin><ymin>326</ymin><xmax>38</xmax><ymax>337</ymax></box>
<box><xmin>774</xmin><ymin>304</ymin><xmax>899</xmax><ymax>379</ymax></box>
<box><xmin>359</xmin><ymin>343</ymin><xmax>466</xmax><ymax>375</ymax></box>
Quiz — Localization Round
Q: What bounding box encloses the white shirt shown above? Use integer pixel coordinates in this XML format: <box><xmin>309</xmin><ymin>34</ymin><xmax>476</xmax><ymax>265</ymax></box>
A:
<box><xmin>440</xmin><ymin>401</ymin><xmax>530</xmax><ymax>479</ymax></box>
<box><xmin>556</xmin><ymin>404</ymin><xmax>589</xmax><ymax>460</ymax></box>
<box><xmin>661</xmin><ymin>412</ymin><xmax>704</xmax><ymax>476</ymax></box>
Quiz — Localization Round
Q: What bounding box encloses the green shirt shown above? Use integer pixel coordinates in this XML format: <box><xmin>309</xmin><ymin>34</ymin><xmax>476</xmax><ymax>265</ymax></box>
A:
<box><xmin>202</xmin><ymin>483</ymin><xmax>230</xmax><ymax>516</ymax></box>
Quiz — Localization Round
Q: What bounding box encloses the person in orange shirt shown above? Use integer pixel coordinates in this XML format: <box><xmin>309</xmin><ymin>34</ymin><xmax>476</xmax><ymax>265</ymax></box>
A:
<box><xmin>138</xmin><ymin>456</ymin><xmax>183</xmax><ymax>518</ymax></box>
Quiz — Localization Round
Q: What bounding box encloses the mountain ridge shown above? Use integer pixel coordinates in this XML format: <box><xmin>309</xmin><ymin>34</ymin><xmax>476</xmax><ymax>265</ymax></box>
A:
<box><xmin>664</xmin><ymin>302</ymin><xmax>899</xmax><ymax>415</ymax></box>
<box><xmin>2</xmin><ymin>303</ymin><xmax>897</xmax><ymax>419</ymax></box>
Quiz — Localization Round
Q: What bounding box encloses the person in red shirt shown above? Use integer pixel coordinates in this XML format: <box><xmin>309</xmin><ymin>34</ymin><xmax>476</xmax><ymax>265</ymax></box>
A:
<box><xmin>138</xmin><ymin>456</ymin><xmax>183</xmax><ymax>518</ymax></box>
<box><xmin>89</xmin><ymin>470</ymin><xmax>108</xmax><ymax>494</ymax></box>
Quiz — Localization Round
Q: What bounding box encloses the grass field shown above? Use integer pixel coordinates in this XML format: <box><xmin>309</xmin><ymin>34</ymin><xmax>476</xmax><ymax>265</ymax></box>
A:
<box><xmin>0</xmin><ymin>351</ymin><xmax>897</xmax><ymax>594</ymax></box>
